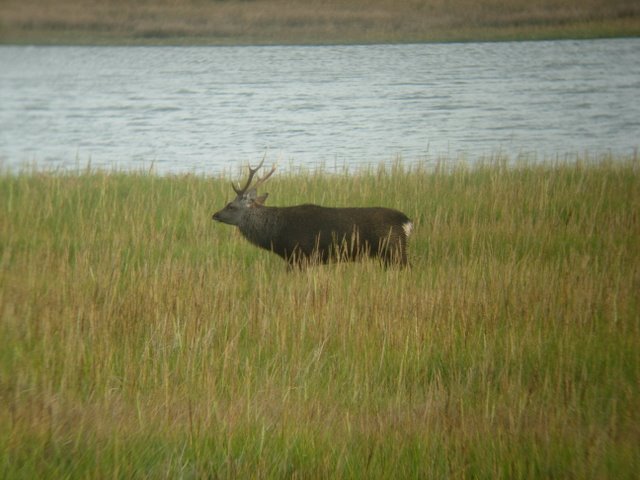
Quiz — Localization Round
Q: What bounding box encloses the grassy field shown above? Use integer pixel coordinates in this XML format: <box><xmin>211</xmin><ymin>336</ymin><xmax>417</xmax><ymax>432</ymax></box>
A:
<box><xmin>1</xmin><ymin>156</ymin><xmax>639</xmax><ymax>477</ymax></box>
<box><xmin>2</xmin><ymin>0</ymin><xmax>640</xmax><ymax>45</ymax></box>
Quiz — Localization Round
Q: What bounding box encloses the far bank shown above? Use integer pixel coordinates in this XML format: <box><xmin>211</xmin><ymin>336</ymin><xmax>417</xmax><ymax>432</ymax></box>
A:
<box><xmin>2</xmin><ymin>0</ymin><xmax>639</xmax><ymax>45</ymax></box>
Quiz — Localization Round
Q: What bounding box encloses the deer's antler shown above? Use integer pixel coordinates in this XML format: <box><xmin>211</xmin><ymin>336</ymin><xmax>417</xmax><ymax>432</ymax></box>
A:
<box><xmin>232</xmin><ymin>154</ymin><xmax>275</xmax><ymax>195</ymax></box>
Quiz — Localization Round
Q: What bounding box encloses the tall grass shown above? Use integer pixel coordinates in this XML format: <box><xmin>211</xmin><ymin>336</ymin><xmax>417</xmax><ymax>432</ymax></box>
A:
<box><xmin>1</xmin><ymin>157</ymin><xmax>639</xmax><ymax>478</ymax></box>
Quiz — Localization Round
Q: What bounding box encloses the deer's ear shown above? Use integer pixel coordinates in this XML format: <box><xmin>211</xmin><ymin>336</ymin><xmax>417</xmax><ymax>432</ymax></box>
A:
<box><xmin>254</xmin><ymin>193</ymin><xmax>269</xmax><ymax>205</ymax></box>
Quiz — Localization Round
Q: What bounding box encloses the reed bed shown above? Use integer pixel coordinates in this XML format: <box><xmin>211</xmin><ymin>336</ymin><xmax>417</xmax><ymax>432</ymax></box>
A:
<box><xmin>1</xmin><ymin>156</ymin><xmax>639</xmax><ymax>478</ymax></box>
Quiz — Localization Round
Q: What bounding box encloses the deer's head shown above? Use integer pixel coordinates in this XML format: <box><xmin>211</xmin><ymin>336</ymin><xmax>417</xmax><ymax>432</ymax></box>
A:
<box><xmin>212</xmin><ymin>158</ymin><xmax>276</xmax><ymax>226</ymax></box>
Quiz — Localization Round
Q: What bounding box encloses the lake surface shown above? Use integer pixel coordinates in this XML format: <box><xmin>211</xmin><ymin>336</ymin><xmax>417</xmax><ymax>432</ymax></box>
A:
<box><xmin>1</xmin><ymin>39</ymin><xmax>639</xmax><ymax>174</ymax></box>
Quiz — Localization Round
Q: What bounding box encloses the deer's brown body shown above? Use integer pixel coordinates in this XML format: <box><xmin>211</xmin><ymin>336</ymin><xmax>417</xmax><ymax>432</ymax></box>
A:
<box><xmin>212</xmin><ymin>161</ymin><xmax>412</xmax><ymax>268</ymax></box>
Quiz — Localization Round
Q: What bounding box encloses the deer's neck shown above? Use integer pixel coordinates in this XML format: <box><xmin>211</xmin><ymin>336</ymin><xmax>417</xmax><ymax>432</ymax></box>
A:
<box><xmin>238</xmin><ymin>206</ymin><xmax>282</xmax><ymax>250</ymax></box>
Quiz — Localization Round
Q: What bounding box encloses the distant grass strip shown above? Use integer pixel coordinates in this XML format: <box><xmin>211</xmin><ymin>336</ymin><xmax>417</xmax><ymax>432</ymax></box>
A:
<box><xmin>1</xmin><ymin>156</ymin><xmax>639</xmax><ymax>478</ymax></box>
<box><xmin>2</xmin><ymin>0</ymin><xmax>639</xmax><ymax>45</ymax></box>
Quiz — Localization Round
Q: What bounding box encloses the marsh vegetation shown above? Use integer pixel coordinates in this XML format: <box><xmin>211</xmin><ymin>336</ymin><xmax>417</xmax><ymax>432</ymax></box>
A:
<box><xmin>1</xmin><ymin>157</ymin><xmax>638</xmax><ymax>477</ymax></box>
<box><xmin>2</xmin><ymin>0</ymin><xmax>639</xmax><ymax>45</ymax></box>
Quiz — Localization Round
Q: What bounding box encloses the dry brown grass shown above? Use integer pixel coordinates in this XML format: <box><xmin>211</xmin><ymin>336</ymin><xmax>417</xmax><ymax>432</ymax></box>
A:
<box><xmin>2</xmin><ymin>0</ymin><xmax>639</xmax><ymax>44</ymax></box>
<box><xmin>1</xmin><ymin>157</ymin><xmax>639</xmax><ymax>477</ymax></box>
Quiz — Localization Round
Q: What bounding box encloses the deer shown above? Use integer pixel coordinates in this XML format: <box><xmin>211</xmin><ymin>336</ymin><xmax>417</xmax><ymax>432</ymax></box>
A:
<box><xmin>212</xmin><ymin>159</ymin><xmax>413</xmax><ymax>269</ymax></box>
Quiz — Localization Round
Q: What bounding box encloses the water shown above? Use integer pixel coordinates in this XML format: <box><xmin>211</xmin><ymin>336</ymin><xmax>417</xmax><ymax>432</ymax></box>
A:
<box><xmin>1</xmin><ymin>39</ymin><xmax>639</xmax><ymax>174</ymax></box>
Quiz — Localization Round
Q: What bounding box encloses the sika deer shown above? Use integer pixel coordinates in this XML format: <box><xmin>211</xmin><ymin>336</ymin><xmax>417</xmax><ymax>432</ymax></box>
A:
<box><xmin>212</xmin><ymin>160</ymin><xmax>412</xmax><ymax>268</ymax></box>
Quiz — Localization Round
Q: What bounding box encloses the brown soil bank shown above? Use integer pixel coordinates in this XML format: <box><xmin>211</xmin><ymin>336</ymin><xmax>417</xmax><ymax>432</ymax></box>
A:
<box><xmin>2</xmin><ymin>0</ymin><xmax>640</xmax><ymax>45</ymax></box>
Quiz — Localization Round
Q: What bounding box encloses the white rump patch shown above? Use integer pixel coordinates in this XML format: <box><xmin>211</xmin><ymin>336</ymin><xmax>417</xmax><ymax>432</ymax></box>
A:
<box><xmin>402</xmin><ymin>221</ymin><xmax>413</xmax><ymax>237</ymax></box>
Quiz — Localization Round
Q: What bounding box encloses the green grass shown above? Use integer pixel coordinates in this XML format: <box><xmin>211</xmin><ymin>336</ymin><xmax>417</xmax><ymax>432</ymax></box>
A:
<box><xmin>1</xmin><ymin>156</ymin><xmax>639</xmax><ymax>478</ymax></box>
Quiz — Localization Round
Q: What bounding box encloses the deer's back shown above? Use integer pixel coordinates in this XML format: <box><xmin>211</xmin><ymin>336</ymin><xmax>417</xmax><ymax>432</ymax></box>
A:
<box><xmin>267</xmin><ymin>204</ymin><xmax>410</xmax><ymax>260</ymax></box>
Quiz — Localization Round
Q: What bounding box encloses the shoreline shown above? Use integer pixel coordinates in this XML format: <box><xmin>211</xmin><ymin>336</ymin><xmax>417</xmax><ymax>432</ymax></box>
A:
<box><xmin>3</xmin><ymin>24</ymin><xmax>638</xmax><ymax>47</ymax></box>
<box><xmin>2</xmin><ymin>0</ymin><xmax>639</xmax><ymax>46</ymax></box>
